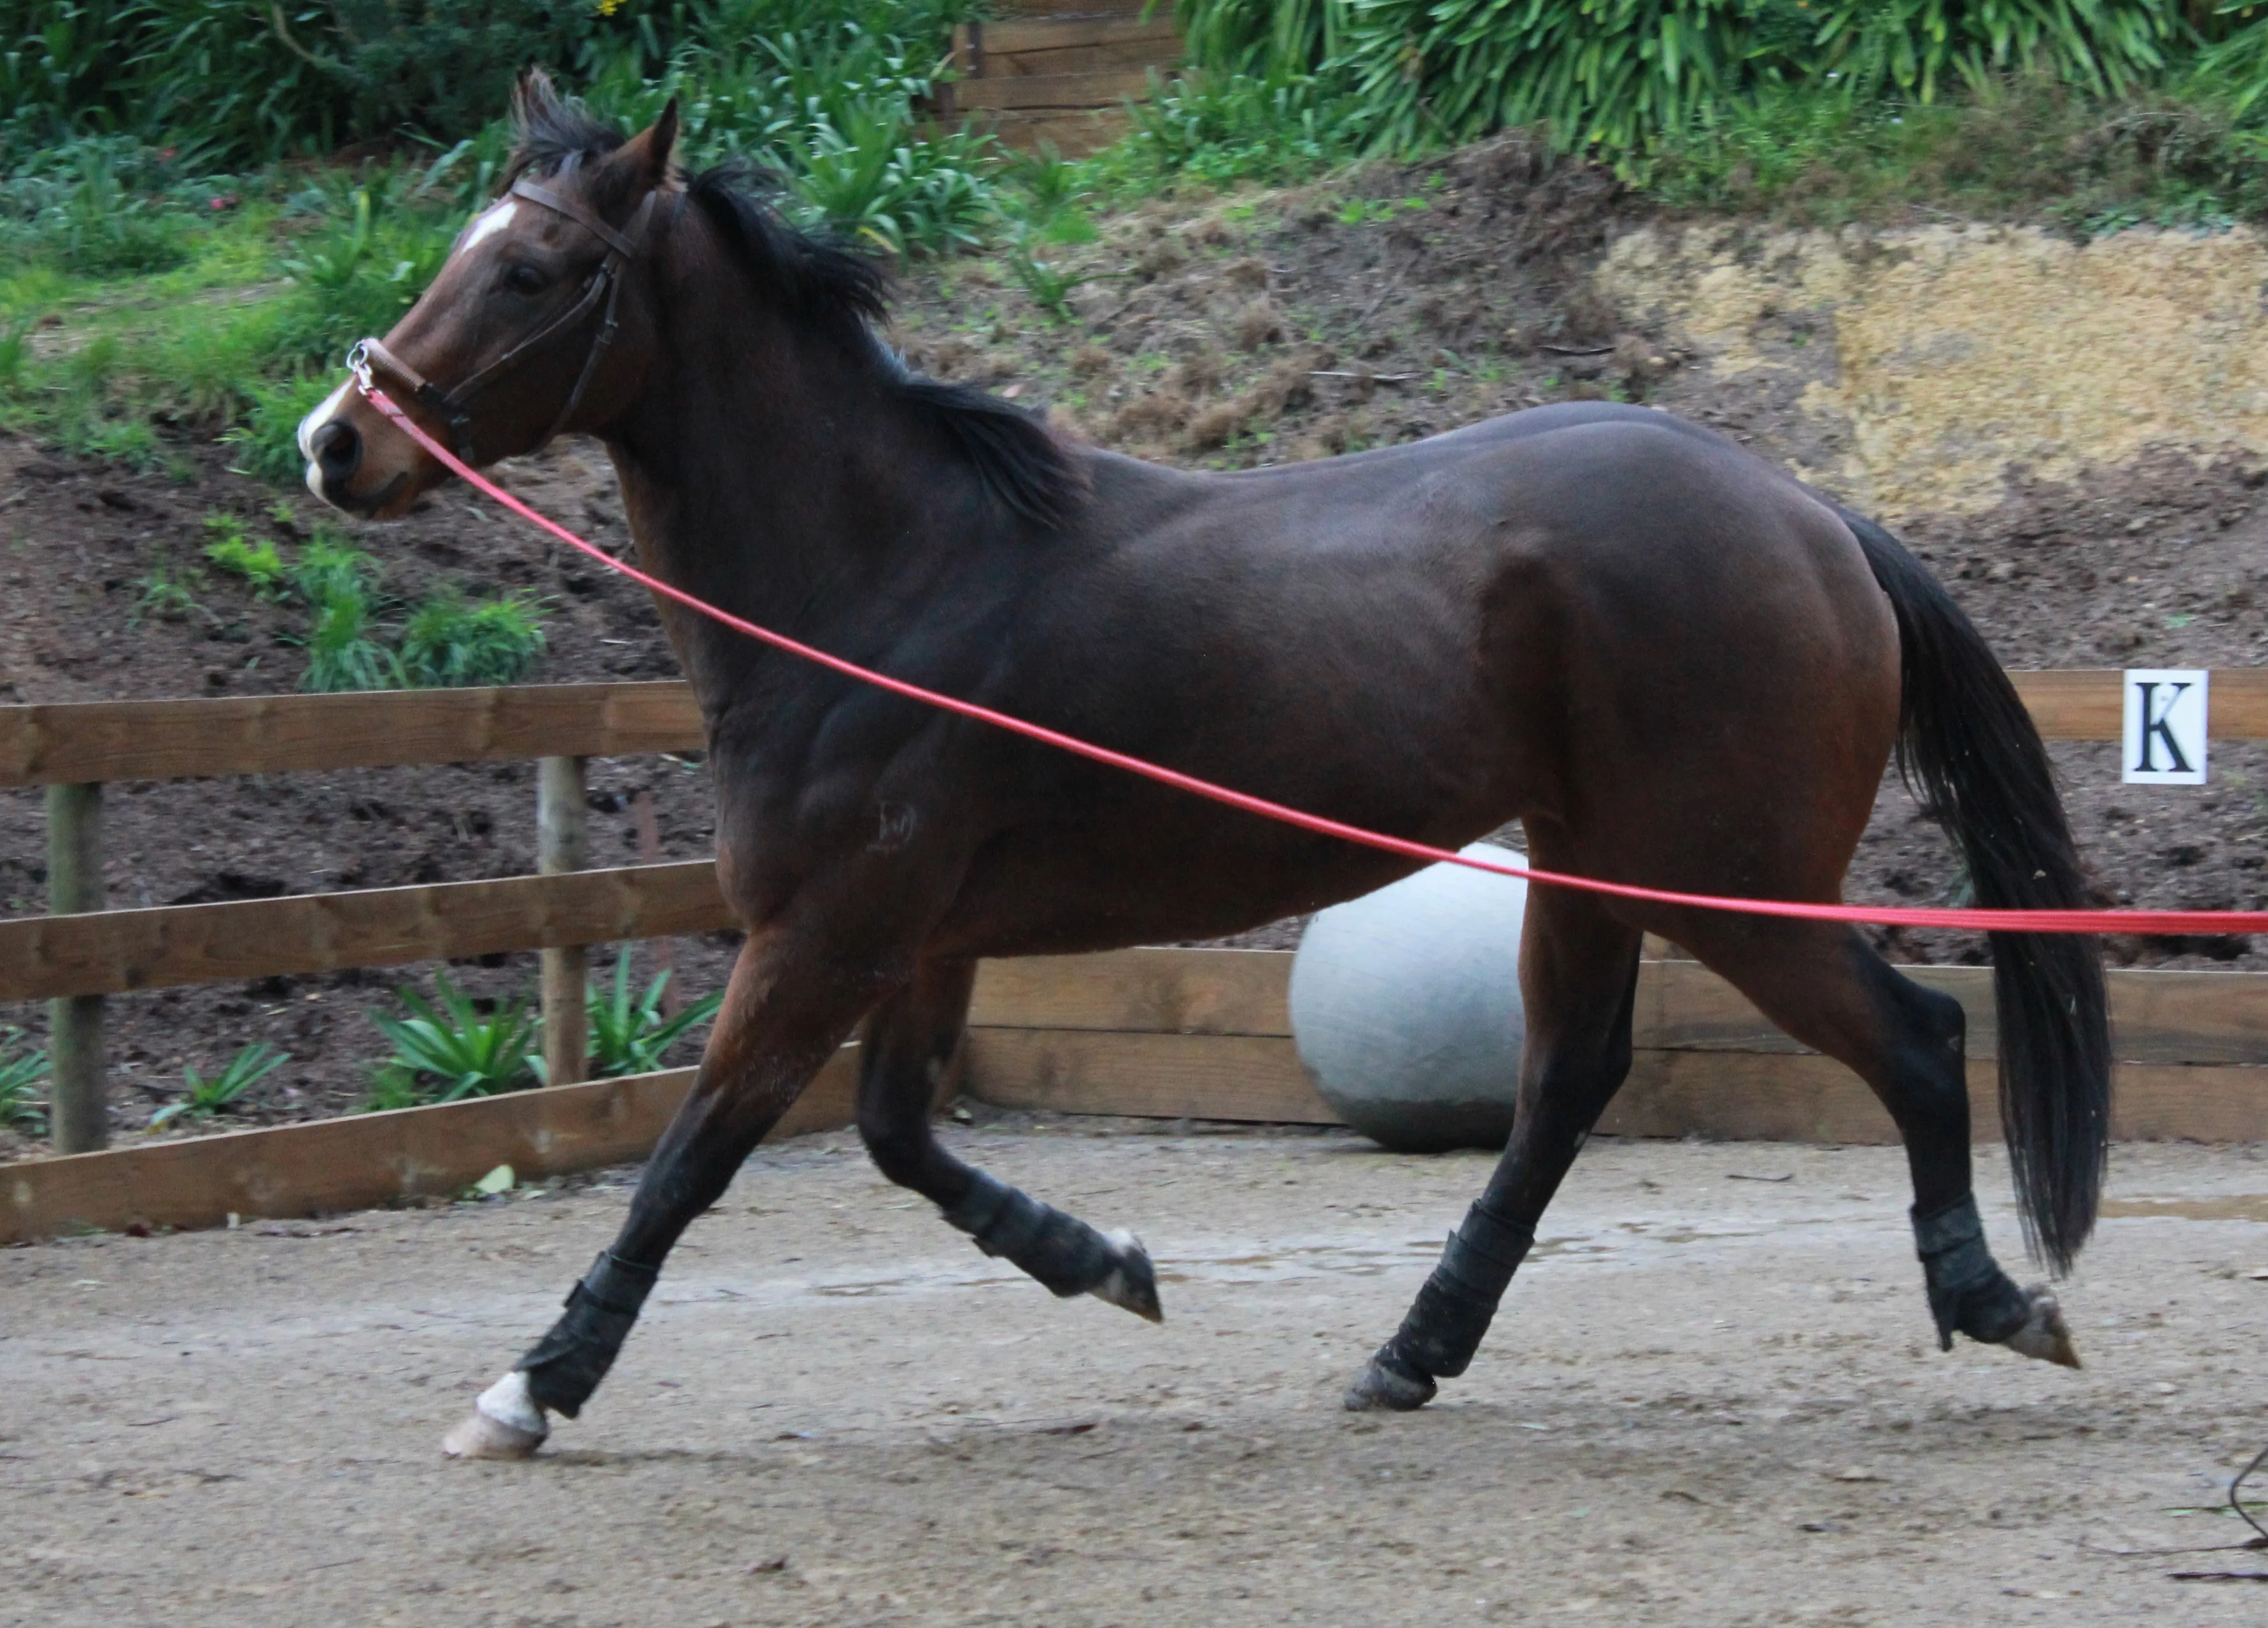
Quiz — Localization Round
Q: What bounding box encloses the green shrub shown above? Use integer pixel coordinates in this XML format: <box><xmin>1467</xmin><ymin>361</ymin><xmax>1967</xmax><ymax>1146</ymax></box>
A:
<box><xmin>1177</xmin><ymin>0</ymin><xmax>2189</xmax><ymax>161</ymax></box>
<box><xmin>149</xmin><ymin>1041</ymin><xmax>288</xmax><ymax>1128</ymax></box>
<box><xmin>1093</xmin><ymin>67</ymin><xmax>1371</xmax><ymax>190</ymax></box>
<box><xmin>584</xmin><ymin>947</ymin><xmax>724</xmax><ymax>1077</ymax></box>
<box><xmin>397</xmin><ymin>591</ymin><xmax>548</xmax><ymax>688</ymax></box>
<box><xmin>366</xmin><ymin>972</ymin><xmax>542</xmax><ymax>1107</ymax></box>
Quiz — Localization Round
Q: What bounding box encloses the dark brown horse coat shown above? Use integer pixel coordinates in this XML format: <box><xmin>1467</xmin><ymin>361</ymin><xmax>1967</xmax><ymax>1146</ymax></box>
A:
<box><xmin>299</xmin><ymin>78</ymin><xmax>2105</xmax><ymax>1457</ymax></box>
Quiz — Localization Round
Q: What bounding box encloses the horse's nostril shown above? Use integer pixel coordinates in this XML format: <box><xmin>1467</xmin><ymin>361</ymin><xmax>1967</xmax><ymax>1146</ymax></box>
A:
<box><xmin>312</xmin><ymin>419</ymin><xmax>361</xmax><ymax>484</ymax></box>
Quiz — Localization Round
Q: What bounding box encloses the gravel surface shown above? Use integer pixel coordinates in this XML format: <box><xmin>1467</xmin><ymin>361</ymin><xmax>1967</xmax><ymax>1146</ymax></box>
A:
<box><xmin>6</xmin><ymin>1123</ymin><xmax>2267</xmax><ymax>1626</ymax></box>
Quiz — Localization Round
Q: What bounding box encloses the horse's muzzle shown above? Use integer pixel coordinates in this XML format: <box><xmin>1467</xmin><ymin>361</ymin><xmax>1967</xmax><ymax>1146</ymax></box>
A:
<box><xmin>311</xmin><ymin>418</ymin><xmax>361</xmax><ymax>488</ymax></box>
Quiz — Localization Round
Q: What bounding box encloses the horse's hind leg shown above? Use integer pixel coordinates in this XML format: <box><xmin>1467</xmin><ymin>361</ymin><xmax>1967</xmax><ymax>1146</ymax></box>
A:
<box><xmin>1347</xmin><ymin>886</ymin><xmax>1642</xmax><ymax>1411</ymax></box>
<box><xmin>1674</xmin><ymin>917</ymin><xmax>2079</xmax><ymax>1368</ymax></box>
<box><xmin>442</xmin><ymin>925</ymin><xmax>888</xmax><ymax>1460</ymax></box>
<box><xmin>855</xmin><ymin>955</ymin><xmax>1161</xmax><ymax>1320</ymax></box>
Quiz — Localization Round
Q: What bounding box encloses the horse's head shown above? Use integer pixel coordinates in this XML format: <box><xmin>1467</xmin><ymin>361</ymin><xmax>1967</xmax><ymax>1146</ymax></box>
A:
<box><xmin>299</xmin><ymin>72</ymin><xmax>677</xmax><ymax>519</ymax></box>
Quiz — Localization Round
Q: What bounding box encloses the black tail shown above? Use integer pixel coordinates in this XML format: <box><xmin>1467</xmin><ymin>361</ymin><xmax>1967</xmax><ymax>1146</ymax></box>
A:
<box><xmin>1841</xmin><ymin>508</ymin><xmax>2110</xmax><ymax>1274</ymax></box>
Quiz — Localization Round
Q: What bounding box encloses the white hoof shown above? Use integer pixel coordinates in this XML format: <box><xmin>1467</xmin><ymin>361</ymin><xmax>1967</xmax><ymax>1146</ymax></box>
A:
<box><xmin>2002</xmin><ymin>1286</ymin><xmax>2083</xmax><ymax>1370</ymax></box>
<box><xmin>442</xmin><ymin>1370</ymin><xmax>550</xmax><ymax>1460</ymax></box>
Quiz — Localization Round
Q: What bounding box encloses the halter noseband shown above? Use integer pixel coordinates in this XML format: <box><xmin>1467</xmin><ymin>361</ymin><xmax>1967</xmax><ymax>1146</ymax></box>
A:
<box><xmin>348</xmin><ymin>178</ymin><xmax>659</xmax><ymax>460</ymax></box>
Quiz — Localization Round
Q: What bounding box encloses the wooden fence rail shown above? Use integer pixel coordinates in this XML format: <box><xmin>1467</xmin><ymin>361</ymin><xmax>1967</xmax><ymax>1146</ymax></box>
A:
<box><xmin>6</xmin><ymin>668</ymin><xmax>2267</xmax><ymax>1154</ymax></box>
<box><xmin>6</xmin><ymin>671</ymin><xmax>2262</xmax><ymax>791</ymax></box>
<box><xmin>13</xmin><ymin>946</ymin><xmax>2268</xmax><ymax>1243</ymax></box>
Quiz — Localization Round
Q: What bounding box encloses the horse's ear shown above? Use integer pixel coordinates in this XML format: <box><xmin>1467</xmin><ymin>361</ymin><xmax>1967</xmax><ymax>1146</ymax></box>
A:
<box><xmin>636</xmin><ymin>97</ymin><xmax>679</xmax><ymax>192</ymax></box>
<box><xmin>595</xmin><ymin>96</ymin><xmax>678</xmax><ymax>212</ymax></box>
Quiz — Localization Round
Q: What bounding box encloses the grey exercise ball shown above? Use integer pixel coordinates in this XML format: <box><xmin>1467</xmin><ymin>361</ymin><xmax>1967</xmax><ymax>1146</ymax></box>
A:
<box><xmin>1290</xmin><ymin>844</ymin><xmax>1529</xmax><ymax>1153</ymax></box>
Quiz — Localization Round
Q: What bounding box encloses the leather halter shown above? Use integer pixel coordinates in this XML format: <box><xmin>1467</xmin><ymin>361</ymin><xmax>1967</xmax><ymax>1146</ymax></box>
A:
<box><xmin>348</xmin><ymin>178</ymin><xmax>658</xmax><ymax>460</ymax></box>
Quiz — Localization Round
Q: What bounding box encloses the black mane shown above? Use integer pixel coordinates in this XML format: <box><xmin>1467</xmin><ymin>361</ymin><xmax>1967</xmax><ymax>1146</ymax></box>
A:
<box><xmin>684</xmin><ymin>168</ymin><xmax>1088</xmax><ymax>531</ymax></box>
<box><xmin>502</xmin><ymin>86</ymin><xmax>1087</xmax><ymax>532</ymax></box>
<box><xmin>503</xmin><ymin>82</ymin><xmax>623</xmax><ymax>184</ymax></box>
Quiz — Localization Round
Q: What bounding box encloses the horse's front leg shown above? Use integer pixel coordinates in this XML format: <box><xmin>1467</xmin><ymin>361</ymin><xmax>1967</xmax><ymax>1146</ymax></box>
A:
<box><xmin>858</xmin><ymin>954</ymin><xmax>1161</xmax><ymax>1320</ymax></box>
<box><xmin>443</xmin><ymin>921</ymin><xmax>892</xmax><ymax>1460</ymax></box>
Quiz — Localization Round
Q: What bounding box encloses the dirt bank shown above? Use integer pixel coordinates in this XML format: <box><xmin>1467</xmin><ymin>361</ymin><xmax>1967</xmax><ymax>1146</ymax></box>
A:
<box><xmin>4</xmin><ymin>1126</ymin><xmax>2266</xmax><ymax>1626</ymax></box>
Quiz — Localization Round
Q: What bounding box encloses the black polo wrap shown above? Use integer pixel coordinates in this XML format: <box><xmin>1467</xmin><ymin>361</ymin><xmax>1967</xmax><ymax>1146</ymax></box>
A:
<box><xmin>1381</xmin><ymin>1199</ymin><xmax>1535</xmax><ymax>1381</ymax></box>
<box><xmin>516</xmin><ymin>1249</ymin><xmax>660</xmax><ymax>1418</ymax></box>
<box><xmin>944</xmin><ymin>1171</ymin><xmax>1119</xmax><ymax>1298</ymax></box>
<box><xmin>1911</xmin><ymin>1193</ymin><xmax>2030</xmax><ymax>1349</ymax></box>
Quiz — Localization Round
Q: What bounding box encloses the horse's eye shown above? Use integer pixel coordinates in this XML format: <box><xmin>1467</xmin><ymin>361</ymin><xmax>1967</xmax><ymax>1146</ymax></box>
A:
<box><xmin>502</xmin><ymin>263</ymin><xmax>548</xmax><ymax>296</ymax></box>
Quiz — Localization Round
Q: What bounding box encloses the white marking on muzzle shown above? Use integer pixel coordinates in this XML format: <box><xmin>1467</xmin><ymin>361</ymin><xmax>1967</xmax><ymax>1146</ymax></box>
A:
<box><xmin>297</xmin><ymin>378</ymin><xmax>353</xmax><ymax>464</ymax></box>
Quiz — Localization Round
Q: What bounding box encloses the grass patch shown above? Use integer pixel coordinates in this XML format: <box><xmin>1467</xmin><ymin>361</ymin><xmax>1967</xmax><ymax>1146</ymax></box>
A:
<box><xmin>397</xmin><ymin>592</ymin><xmax>549</xmax><ymax>689</ymax></box>
<box><xmin>1649</xmin><ymin>76</ymin><xmax>2268</xmax><ymax>230</ymax></box>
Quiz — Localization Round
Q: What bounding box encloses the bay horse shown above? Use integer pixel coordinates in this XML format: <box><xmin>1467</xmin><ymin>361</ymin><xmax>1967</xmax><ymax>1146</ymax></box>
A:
<box><xmin>298</xmin><ymin>75</ymin><xmax>2107</xmax><ymax>1460</ymax></box>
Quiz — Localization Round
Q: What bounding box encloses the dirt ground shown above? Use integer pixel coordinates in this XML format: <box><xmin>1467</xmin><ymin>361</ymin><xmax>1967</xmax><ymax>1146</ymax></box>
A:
<box><xmin>5</xmin><ymin>142</ymin><xmax>2268</xmax><ymax>1143</ymax></box>
<box><xmin>5</xmin><ymin>1123</ymin><xmax>2267</xmax><ymax>1626</ymax></box>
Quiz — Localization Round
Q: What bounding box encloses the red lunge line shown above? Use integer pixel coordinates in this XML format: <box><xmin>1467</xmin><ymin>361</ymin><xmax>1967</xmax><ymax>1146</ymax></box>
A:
<box><xmin>355</xmin><ymin>379</ymin><xmax>2268</xmax><ymax>938</ymax></box>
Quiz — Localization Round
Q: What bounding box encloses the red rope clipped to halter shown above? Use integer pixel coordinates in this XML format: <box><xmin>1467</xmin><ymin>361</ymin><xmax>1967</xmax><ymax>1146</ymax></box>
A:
<box><xmin>352</xmin><ymin>371</ymin><xmax>2268</xmax><ymax>938</ymax></box>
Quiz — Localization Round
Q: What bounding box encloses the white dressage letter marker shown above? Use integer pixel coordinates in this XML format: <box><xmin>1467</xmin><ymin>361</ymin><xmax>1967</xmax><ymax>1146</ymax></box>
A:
<box><xmin>2122</xmin><ymin>668</ymin><xmax>2209</xmax><ymax>785</ymax></box>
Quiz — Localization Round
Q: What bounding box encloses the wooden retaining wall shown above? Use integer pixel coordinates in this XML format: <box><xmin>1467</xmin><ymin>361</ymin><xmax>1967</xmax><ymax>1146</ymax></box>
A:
<box><xmin>12</xmin><ymin>946</ymin><xmax>2268</xmax><ymax>1244</ymax></box>
<box><xmin>945</xmin><ymin>0</ymin><xmax>1183</xmax><ymax>156</ymax></box>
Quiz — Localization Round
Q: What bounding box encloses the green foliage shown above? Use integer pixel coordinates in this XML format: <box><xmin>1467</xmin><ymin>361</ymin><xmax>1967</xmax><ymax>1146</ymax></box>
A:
<box><xmin>0</xmin><ymin>1026</ymin><xmax>49</xmax><ymax>1134</ymax></box>
<box><xmin>397</xmin><ymin>591</ymin><xmax>548</xmax><ymax>688</ymax></box>
<box><xmin>291</xmin><ymin>533</ymin><xmax>382</xmax><ymax>606</ymax></box>
<box><xmin>1094</xmin><ymin>68</ymin><xmax>1373</xmax><ymax>190</ymax></box>
<box><xmin>1651</xmin><ymin>73</ymin><xmax>2268</xmax><ymax>227</ymax></box>
<box><xmin>584</xmin><ymin>947</ymin><xmax>724</xmax><ymax>1077</ymax></box>
<box><xmin>149</xmin><ymin>1041</ymin><xmax>288</xmax><ymax>1128</ymax></box>
<box><xmin>294</xmin><ymin>541</ymin><xmax>397</xmax><ymax>691</ymax></box>
<box><xmin>130</xmin><ymin>567</ymin><xmax>202</xmax><ymax>627</ymax></box>
<box><xmin>1004</xmin><ymin>234</ymin><xmax>1103</xmax><ymax>320</ymax></box>
<box><xmin>581</xmin><ymin>3</ymin><xmax>1000</xmax><ymax>255</ymax></box>
<box><xmin>302</xmin><ymin>591</ymin><xmax>401</xmax><ymax>692</ymax></box>
<box><xmin>222</xmin><ymin>373</ymin><xmax>340</xmax><ymax>486</ymax></box>
<box><xmin>1809</xmin><ymin>0</ymin><xmax>2175</xmax><ymax>104</ymax></box>
<box><xmin>778</xmin><ymin>105</ymin><xmax>998</xmax><ymax>255</ymax></box>
<box><xmin>367</xmin><ymin>972</ymin><xmax>541</xmax><ymax>1107</ymax></box>
<box><xmin>2195</xmin><ymin>12</ymin><xmax>2268</xmax><ymax>121</ymax></box>
<box><xmin>201</xmin><ymin>514</ymin><xmax>289</xmax><ymax>596</ymax></box>
<box><xmin>1177</xmin><ymin>0</ymin><xmax>2189</xmax><ymax>161</ymax></box>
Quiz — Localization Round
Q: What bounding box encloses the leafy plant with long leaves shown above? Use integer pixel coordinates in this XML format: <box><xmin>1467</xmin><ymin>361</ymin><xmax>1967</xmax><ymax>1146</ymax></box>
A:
<box><xmin>582</xmin><ymin>947</ymin><xmax>724</xmax><ymax>1078</ymax></box>
<box><xmin>149</xmin><ymin>1041</ymin><xmax>288</xmax><ymax>1128</ymax></box>
<box><xmin>368</xmin><ymin>972</ymin><xmax>542</xmax><ymax>1106</ymax></box>
<box><xmin>0</xmin><ymin>1025</ymin><xmax>49</xmax><ymax>1134</ymax></box>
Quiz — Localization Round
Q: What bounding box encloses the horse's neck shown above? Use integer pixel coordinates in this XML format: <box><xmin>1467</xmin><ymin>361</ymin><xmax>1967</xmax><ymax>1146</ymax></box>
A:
<box><xmin>601</xmin><ymin>327</ymin><xmax>964</xmax><ymax>713</ymax></box>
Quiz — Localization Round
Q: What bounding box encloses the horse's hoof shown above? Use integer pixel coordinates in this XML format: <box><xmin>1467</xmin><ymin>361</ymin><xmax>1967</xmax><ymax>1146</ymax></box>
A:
<box><xmin>443</xmin><ymin>1370</ymin><xmax>550</xmax><ymax>1459</ymax></box>
<box><xmin>2002</xmin><ymin>1285</ymin><xmax>2082</xmax><ymax>1370</ymax></box>
<box><xmin>1343</xmin><ymin>1350</ymin><xmax>1436</xmax><ymax>1412</ymax></box>
<box><xmin>443</xmin><ymin>1408</ymin><xmax>545</xmax><ymax>1459</ymax></box>
<box><xmin>1091</xmin><ymin>1232</ymin><xmax>1163</xmax><ymax>1323</ymax></box>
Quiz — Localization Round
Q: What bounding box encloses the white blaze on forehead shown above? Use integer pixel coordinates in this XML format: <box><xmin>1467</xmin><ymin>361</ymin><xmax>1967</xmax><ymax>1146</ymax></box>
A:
<box><xmin>457</xmin><ymin>199</ymin><xmax>518</xmax><ymax>258</ymax></box>
<box><xmin>296</xmin><ymin>378</ymin><xmax>353</xmax><ymax>462</ymax></box>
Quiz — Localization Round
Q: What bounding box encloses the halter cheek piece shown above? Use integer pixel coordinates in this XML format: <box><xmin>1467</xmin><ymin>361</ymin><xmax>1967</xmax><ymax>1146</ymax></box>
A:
<box><xmin>348</xmin><ymin>178</ymin><xmax>659</xmax><ymax>461</ymax></box>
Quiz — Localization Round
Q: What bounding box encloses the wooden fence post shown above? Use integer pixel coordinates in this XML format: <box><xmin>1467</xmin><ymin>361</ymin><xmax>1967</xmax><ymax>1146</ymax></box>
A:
<box><xmin>630</xmin><ymin>788</ymin><xmax>681</xmax><ymax>1017</ymax></box>
<box><xmin>46</xmin><ymin>783</ymin><xmax>105</xmax><ymax>1153</ymax></box>
<box><xmin>538</xmin><ymin>756</ymin><xmax>590</xmax><ymax>1088</ymax></box>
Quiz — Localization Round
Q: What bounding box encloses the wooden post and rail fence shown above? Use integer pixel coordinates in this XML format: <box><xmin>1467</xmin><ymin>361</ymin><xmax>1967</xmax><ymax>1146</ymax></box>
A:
<box><xmin>4</xmin><ymin>669</ymin><xmax>2268</xmax><ymax>1243</ymax></box>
